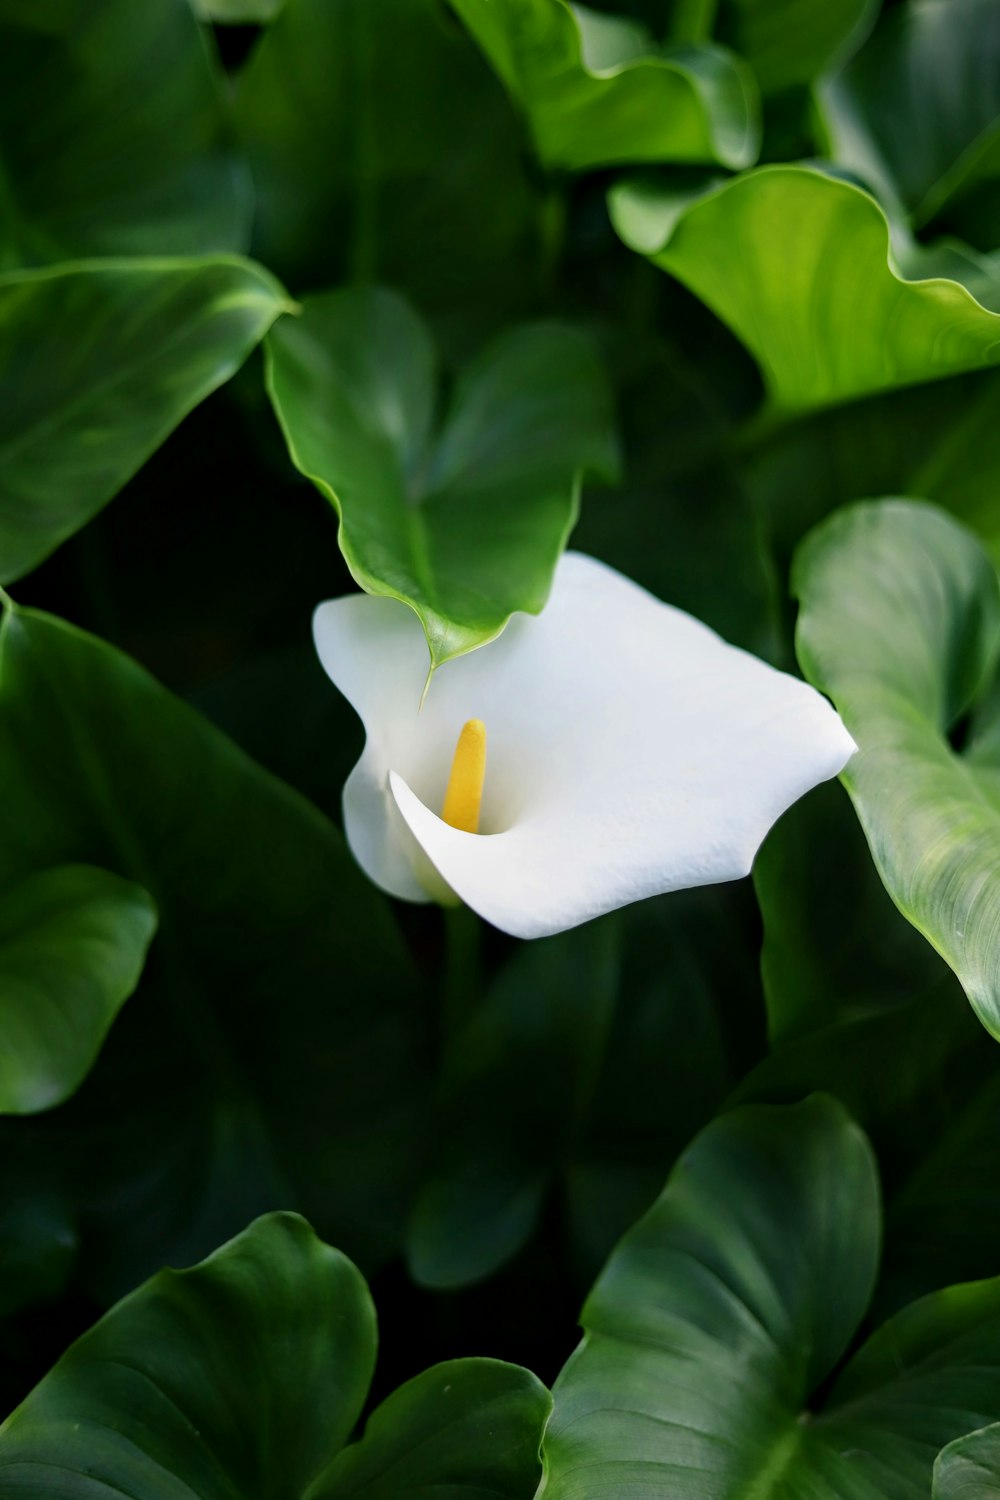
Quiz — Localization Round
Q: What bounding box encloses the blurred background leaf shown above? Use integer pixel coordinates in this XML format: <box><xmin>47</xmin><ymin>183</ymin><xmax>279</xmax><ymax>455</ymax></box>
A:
<box><xmin>0</xmin><ymin>0</ymin><xmax>251</xmax><ymax>267</ymax></box>
<box><xmin>448</xmin><ymin>0</ymin><xmax>761</xmax><ymax>172</ymax></box>
<box><xmin>0</xmin><ymin>865</ymin><xmax>156</xmax><ymax>1116</ymax></box>
<box><xmin>820</xmin><ymin>0</ymin><xmax>1000</xmax><ymax>236</ymax></box>
<box><xmin>0</xmin><ymin>257</ymin><xmax>288</xmax><ymax>583</ymax></box>
<box><xmin>0</xmin><ymin>602</ymin><xmax>431</xmax><ymax>1299</ymax></box>
<box><xmin>234</xmin><ymin>0</ymin><xmax>541</xmax><ymax>345</ymax></box>
<box><xmin>266</xmin><ymin>287</ymin><xmax>619</xmax><ymax>665</ymax></box>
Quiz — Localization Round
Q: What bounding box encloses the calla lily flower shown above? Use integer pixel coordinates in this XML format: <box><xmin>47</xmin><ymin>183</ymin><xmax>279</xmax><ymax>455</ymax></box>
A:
<box><xmin>314</xmin><ymin>553</ymin><xmax>855</xmax><ymax>939</ymax></box>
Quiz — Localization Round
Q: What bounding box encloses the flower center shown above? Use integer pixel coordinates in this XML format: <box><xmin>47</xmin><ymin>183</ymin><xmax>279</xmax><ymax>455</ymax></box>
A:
<box><xmin>441</xmin><ymin>718</ymin><xmax>487</xmax><ymax>833</ymax></box>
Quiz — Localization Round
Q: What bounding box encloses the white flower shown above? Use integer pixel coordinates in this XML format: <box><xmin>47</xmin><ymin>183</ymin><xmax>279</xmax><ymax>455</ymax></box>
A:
<box><xmin>313</xmin><ymin>552</ymin><xmax>855</xmax><ymax>939</ymax></box>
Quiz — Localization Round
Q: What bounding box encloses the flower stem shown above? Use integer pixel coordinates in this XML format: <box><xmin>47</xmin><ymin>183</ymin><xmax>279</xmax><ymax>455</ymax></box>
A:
<box><xmin>442</xmin><ymin>903</ymin><xmax>481</xmax><ymax>1052</ymax></box>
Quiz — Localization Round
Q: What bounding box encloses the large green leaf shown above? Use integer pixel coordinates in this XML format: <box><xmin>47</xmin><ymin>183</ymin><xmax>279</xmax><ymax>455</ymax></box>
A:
<box><xmin>0</xmin><ymin>599</ymin><xmax>429</xmax><ymax>1296</ymax></box>
<box><xmin>234</xmin><ymin>0</ymin><xmax>539</xmax><ymax>329</ymax></box>
<box><xmin>821</xmin><ymin>0</ymin><xmax>1000</xmax><ymax>231</ymax></box>
<box><xmin>610</xmin><ymin>165</ymin><xmax>1000</xmax><ymax>416</ymax></box>
<box><xmin>265</xmin><ymin>287</ymin><xmax>618</xmax><ymax>666</ymax></box>
<box><xmin>717</xmin><ymin>0</ymin><xmax>876</xmax><ymax>94</ymax></box>
<box><xmin>0</xmin><ymin>865</ymin><xmax>156</xmax><ymax>1115</ymax></box>
<box><xmin>448</xmin><ymin>0</ymin><xmax>760</xmax><ymax>171</ymax></box>
<box><xmin>0</xmin><ymin>0</ymin><xmax>250</xmax><ymax>267</ymax></box>
<box><xmin>0</xmin><ymin>1212</ymin><xmax>549</xmax><ymax>1496</ymax></box>
<box><xmin>0</xmin><ymin>1214</ymin><xmax>375</xmax><ymax>1493</ymax></box>
<box><xmin>541</xmin><ymin>1096</ymin><xmax>1000</xmax><ymax>1498</ymax></box>
<box><xmin>0</xmin><ymin>257</ymin><xmax>288</xmax><ymax>583</ymax></box>
<box><xmin>793</xmin><ymin>500</ymin><xmax>1000</xmax><ymax>1038</ymax></box>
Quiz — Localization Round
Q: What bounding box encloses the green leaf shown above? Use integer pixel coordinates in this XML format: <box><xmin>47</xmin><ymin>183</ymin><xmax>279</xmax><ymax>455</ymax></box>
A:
<box><xmin>0</xmin><ymin>1212</ymin><xmax>549</xmax><ymax>1497</ymax></box>
<box><xmin>316</xmin><ymin>1359</ymin><xmax>551</xmax><ymax>1498</ymax></box>
<box><xmin>717</xmin><ymin>0</ymin><xmax>877</xmax><ymax>94</ymax></box>
<box><xmin>0</xmin><ymin>256</ymin><xmax>288</xmax><ymax>583</ymax></box>
<box><xmin>935</xmin><ymin>1424</ymin><xmax>1000</xmax><ymax>1498</ymax></box>
<box><xmin>0</xmin><ymin>0</ymin><xmax>251</xmax><ymax>267</ymax></box>
<box><xmin>610</xmin><ymin>165</ymin><xmax>1000</xmax><ymax>416</ymax></box>
<box><xmin>265</xmin><ymin>287</ymin><xmax>618</xmax><ymax>666</ymax></box>
<box><xmin>820</xmin><ymin>0</ymin><xmax>1000</xmax><ymax>231</ymax></box>
<box><xmin>793</xmin><ymin>500</ymin><xmax>1000</xmax><ymax>1038</ymax></box>
<box><xmin>448</xmin><ymin>0</ymin><xmax>760</xmax><ymax>171</ymax></box>
<box><xmin>541</xmin><ymin>1095</ymin><xmax>1000</xmax><ymax>1498</ymax></box>
<box><xmin>0</xmin><ymin>865</ymin><xmax>156</xmax><ymax>1115</ymax></box>
<box><xmin>0</xmin><ymin>601</ymin><xmax>429</xmax><ymax>1295</ymax></box>
<box><xmin>234</xmin><ymin>0</ymin><xmax>539</xmax><ymax>327</ymax></box>
<box><xmin>0</xmin><ymin>1213</ymin><xmax>376</xmax><ymax>1493</ymax></box>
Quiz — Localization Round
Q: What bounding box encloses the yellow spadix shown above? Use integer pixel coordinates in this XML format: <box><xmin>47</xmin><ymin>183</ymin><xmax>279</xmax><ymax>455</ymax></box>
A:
<box><xmin>441</xmin><ymin>718</ymin><xmax>487</xmax><ymax>833</ymax></box>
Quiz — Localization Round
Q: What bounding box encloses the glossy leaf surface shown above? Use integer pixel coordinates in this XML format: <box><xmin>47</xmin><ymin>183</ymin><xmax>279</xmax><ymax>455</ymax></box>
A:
<box><xmin>821</xmin><ymin>0</ymin><xmax>1000</xmax><ymax>229</ymax></box>
<box><xmin>449</xmin><ymin>0</ymin><xmax>760</xmax><ymax>170</ymax></box>
<box><xmin>0</xmin><ymin>865</ymin><xmax>156</xmax><ymax>1115</ymax></box>
<box><xmin>0</xmin><ymin>602</ymin><xmax>428</xmax><ymax>1293</ymax></box>
<box><xmin>0</xmin><ymin>257</ymin><xmax>287</xmax><ymax>583</ymax></box>
<box><xmin>611</xmin><ymin>166</ymin><xmax>1000</xmax><ymax>415</ymax></box>
<box><xmin>0</xmin><ymin>1212</ymin><xmax>549</xmax><ymax>1497</ymax></box>
<box><xmin>266</xmin><ymin>287</ymin><xmax>618</xmax><ymax>665</ymax></box>
<box><xmin>0</xmin><ymin>0</ymin><xmax>250</xmax><ymax>267</ymax></box>
<box><xmin>541</xmin><ymin>1096</ymin><xmax>1000</xmax><ymax>1498</ymax></box>
<box><xmin>317</xmin><ymin>1358</ymin><xmax>551</xmax><ymax>1499</ymax></box>
<box><xmin>794</xmin><ymin>500</ymin><xmax>1000</xmax><ymax>1037</ymax></box>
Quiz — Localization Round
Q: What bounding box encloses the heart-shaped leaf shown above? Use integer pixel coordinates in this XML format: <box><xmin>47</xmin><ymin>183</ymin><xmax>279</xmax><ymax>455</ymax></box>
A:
<box><xmin>0</xmin><ymin>864</ymin><xmax>156</xmax><ymax>1115</ymax></box>
<box><xmin>793</xmin><ymin>500</ymin><xmax>1000</xmax><ymax>1038</ymax></box>
<box><xmin>0</xmin><ymin>599</ymin><xmax>429</xmax><ymax>1296</ymax></box>
<box><xmin>0</xmin><ymin>0</ymin><xmax>250</xmax><ymax>267</ymax></box>
<box><xmin>448</xmin><ymin>0</ymin><xmax>760</xmax><ymax>170</ymax></box>
<box><xmin>540</xmin><ymin>1095</ymin><xmax>1000</xmax><ymax>1498</ymax></box>
<box><xmin>234</xmin><ymin>0</ymin><xmax>539</xmax><ymax>321</ymax></box>
<box><xmin>821</xmin><ymin>0</ymin><xmax>1000</xmax><ymax>231</ymax></box>
<box><xmin>265</xmin><ymin>287</ymin><xmax>619</xmax><ymax>666</ymax></box>
<box><xmin>610</xmin><ymin>165</ymin><xmax>1000</xmax><ymax>416</ymax></box>
<box><xmin>0</xmin><ymin>257</ymin><xmax>288</xmax><ymax>583</ymax></box>
<box><xmin>718</xmin><ymin>0</ymin><xmax>876</xmax><ymax>94</ymax></box>
<box><xmin>0</xmin><ymin>1212</ymin><xmax>550</xmax><ymax>1497</ymax></box>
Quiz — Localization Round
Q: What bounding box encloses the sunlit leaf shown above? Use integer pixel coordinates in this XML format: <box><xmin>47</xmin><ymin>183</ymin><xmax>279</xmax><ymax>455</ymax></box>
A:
<box><xmin>265</xmin><ymin>287</ymin><xmax>618</xmax><ymax>666</ymax></box>
<box><xmin>0</xmin><ymin>0</ymin><xmax>250</xmax><ymax>267</ymax></box>
<box><xmin>611</xmin><ymin>165</ymin><xmax>1000</xmax><ymax>416</ymax></box>
<box><xmin>0</xmin><ymin>865</ymin><xmax>156</xmax><ymax>1115</ymax></box>
<box><xmin>448</xmin><ymin>0</ymin><xmax>760</xmax><ymax>171</ymax></box>
<box><xmin>0</xmin><ymin>256</ymin><xmax>288</xmax><ymax>583</ymax></box>
<box><xmin>793</xmin><ymin>499</ymin><xmax>1000</xmax><ymax>1038</ymax></box>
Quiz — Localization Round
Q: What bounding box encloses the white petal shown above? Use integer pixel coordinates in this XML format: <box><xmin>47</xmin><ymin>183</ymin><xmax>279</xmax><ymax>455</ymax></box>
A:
<box><xmin>315</xmin><ymin>554</ymin><xmax>856</xmax><ymax>937</ymax></box>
